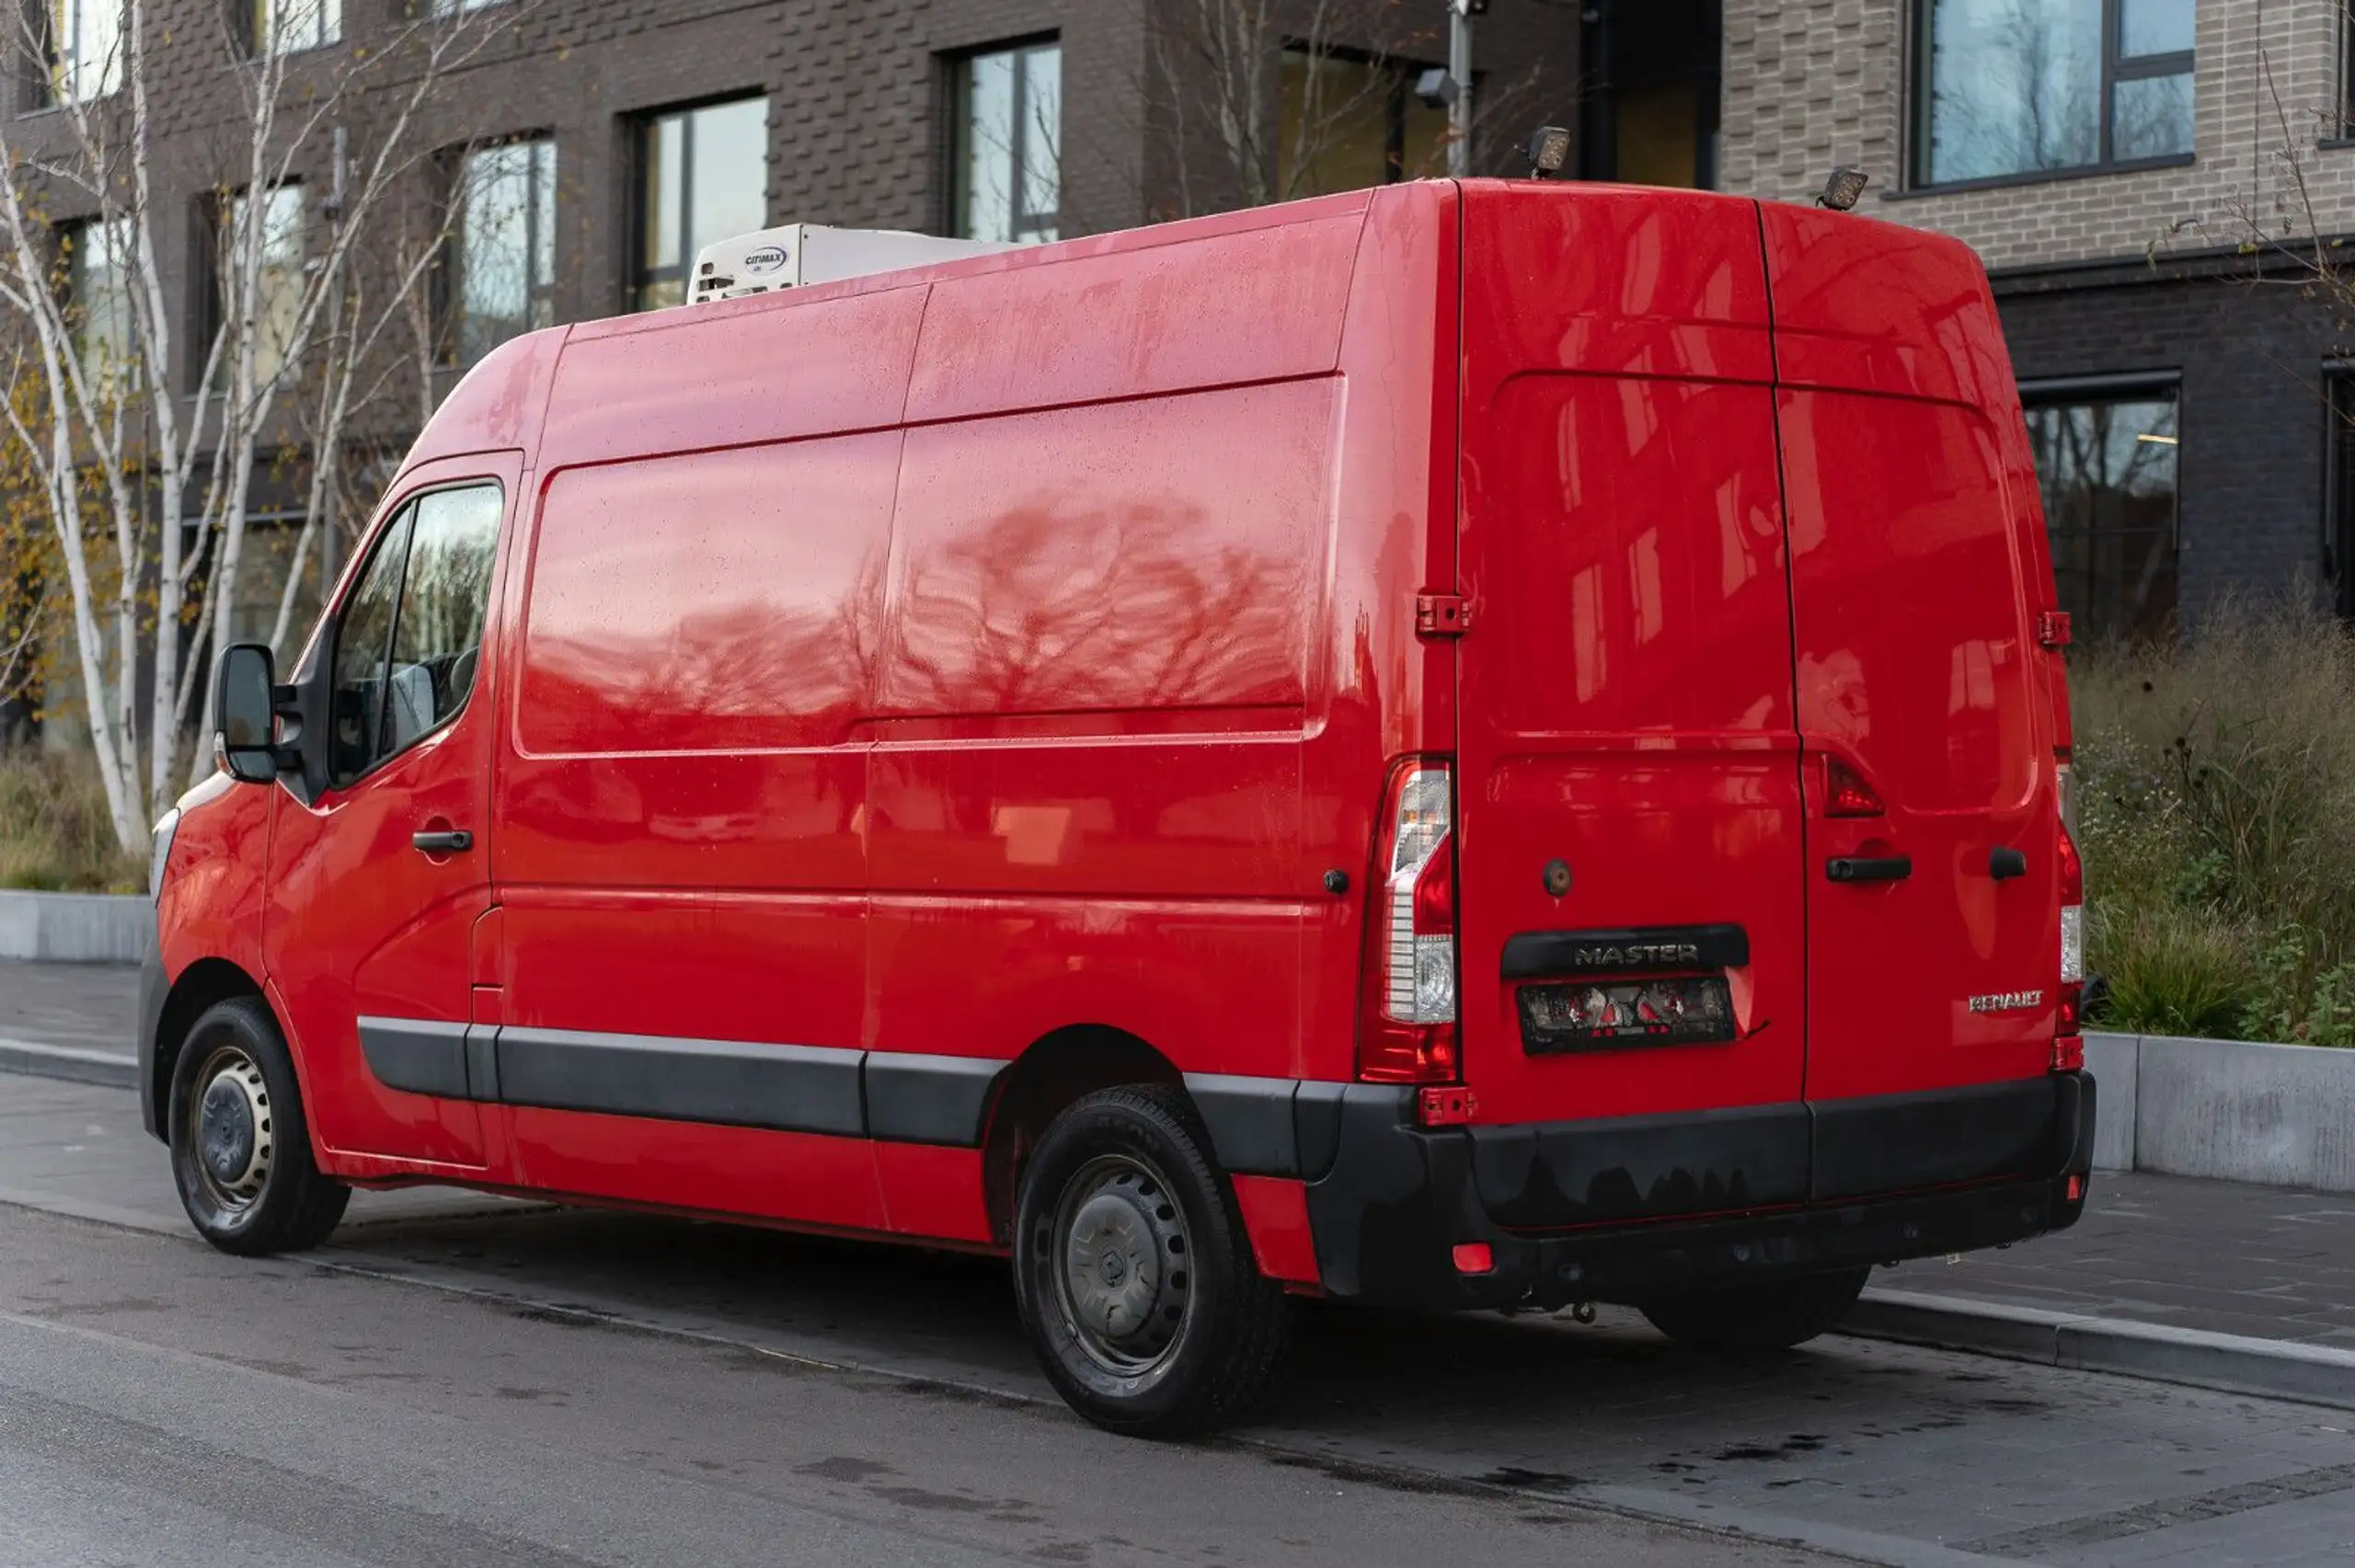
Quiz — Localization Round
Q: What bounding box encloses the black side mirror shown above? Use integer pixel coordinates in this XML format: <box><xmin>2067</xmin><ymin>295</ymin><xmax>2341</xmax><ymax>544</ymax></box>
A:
<box><xmin>214</xmin><ymin>643</ymin><xmax>281</xmax><ymax>784</ymax></box>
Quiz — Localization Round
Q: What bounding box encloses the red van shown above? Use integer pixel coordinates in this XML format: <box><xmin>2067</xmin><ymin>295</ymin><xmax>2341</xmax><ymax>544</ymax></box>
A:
<box><xmin>148</xmin><ymin>177</ymin><xmax>2094</xmax><ymax>1436</ymax></box>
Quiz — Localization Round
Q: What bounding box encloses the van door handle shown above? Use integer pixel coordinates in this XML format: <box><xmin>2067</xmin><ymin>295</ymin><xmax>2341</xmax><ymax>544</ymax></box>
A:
<box><xmin>412</xmin><ymin>830</ymin><xmax>474</xmax><ymax>855</ymax></box>
<box><xmin>1826</xmin><ymin>855</ymin><xmax>1911</xmax><ymax>884</ymax></box>
<box><xmin>1989</xmin><ymin>847</ymin><xmax>2028</xmax><ymax>880</ymax></box>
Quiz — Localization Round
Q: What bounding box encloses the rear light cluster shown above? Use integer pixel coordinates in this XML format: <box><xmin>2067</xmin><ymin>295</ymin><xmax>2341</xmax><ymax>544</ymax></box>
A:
<box><xmin>1359</xmin><ymin>760</ymin><xmax>1460</xmax><ymax>1084</ymax></box>
<box><xmin>2054</xmin><ymin>759</ymin><xmax>2085</xmax><ymax>1072</ymax></box>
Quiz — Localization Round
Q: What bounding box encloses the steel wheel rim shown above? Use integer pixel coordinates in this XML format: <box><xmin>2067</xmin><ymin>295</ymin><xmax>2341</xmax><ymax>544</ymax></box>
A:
<box><xmin>190</xmin><ymin>1043</ymin><xmax>273</xmax><ymax>1215</ymax></box>
<box><xmin>1051</xmin><ymin>1153</ymin><xmax>1194</xmax><ymax>1378</ymax></box>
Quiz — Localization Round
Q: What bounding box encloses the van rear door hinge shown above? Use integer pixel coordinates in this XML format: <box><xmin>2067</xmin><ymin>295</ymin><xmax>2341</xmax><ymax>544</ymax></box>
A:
<box><xmin>2037</xmin><ymin>610</ymin><xmax>2074</xmax><ymax>648</ymax></box>
<box><xmin>1416</xmin><ymin>593</ymin><xmax>1471</xmax><ymax>636</ymax></box>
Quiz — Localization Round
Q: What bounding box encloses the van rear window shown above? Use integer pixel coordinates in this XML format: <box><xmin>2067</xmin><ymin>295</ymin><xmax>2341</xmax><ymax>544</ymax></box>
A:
<box><xmin>518</xmin><ymin>432</ymin><xmax>898</xmax><ymax>755</ymax></box>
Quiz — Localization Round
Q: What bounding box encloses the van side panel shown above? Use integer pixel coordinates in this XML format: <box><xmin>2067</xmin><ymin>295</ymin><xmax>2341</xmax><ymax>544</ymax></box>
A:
<box><xmin>867</xmin><ymin>381</ymin><xmax>1335</xmax><ymax>1079</ymax></box>
<box><xmin>495</xmin><ymin>427</ymin><xmax>900</xmax><ymax>1226</ymax></box>
<box><xmin>536</xmin><ymin>285</ymin><xmax>925</xmax><ymax>469</ymax></box>
<box><xmin>1295</xmin><ymin>182</ymin><xmax>1458</xmax><ymax>1087</ymax></box>
<box><xmin>903</xmin><ymin>205</ymin><xmax>1365</xmax><ymax>424</ymax></box>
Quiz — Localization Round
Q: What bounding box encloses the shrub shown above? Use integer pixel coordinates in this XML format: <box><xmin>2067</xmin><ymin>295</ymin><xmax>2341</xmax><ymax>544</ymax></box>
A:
<box><xmin>2073</xmin><ymin>601</ymin><xmax>2355</xmax><ymax>1044</ymax></box>
<box><xmin>0</xmin><ymin>748</ymin><xmax>145</xmax><ymax>894</ymax></box>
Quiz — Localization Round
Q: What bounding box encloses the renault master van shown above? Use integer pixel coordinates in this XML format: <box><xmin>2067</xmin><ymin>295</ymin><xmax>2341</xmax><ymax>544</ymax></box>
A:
<box><xmin>148</xmin><ymin>177</ymin><xmax>2094</xmax><ymax>1436</ymax></box>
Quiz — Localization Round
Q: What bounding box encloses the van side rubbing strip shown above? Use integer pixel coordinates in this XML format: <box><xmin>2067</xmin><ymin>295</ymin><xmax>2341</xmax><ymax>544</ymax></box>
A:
<box><xmin>1499</xmin><ymin>924</ymin><xmax>1751</xmax><ymax>979</ymax></box>
<box><xmin>863</xmin><ymin>1053</ymin><xmax>1006</xmax><ymax>1146</ymax></box>
<box><xmin>354</xmin><ymin>1019</ymin><xmax>1013</xmax><ymax>1146</ymax></box>
<box><xmin>495</xmin><ymin>1026</ymin><xmax>866</xmax><ymax>1137</ymax></box>
<box><xmin>356</xmin><ymin>1017</ymin><xmax>472</xmax><ymax>1101</ymax></box>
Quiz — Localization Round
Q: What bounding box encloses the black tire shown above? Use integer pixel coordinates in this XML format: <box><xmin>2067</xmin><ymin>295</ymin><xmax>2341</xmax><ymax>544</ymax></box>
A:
<box><xmin>1012</xmin><ymin>1084</ymin><xmax>1291</xmax><ymax>1437</ymax></box>
<box><xmin>1639</xmin><ymin>1266</ymin><xmax>1871</xmax><ymax>1352</ymax></box>
<box><xmin>167</xmin><ymin>996</ymin><xmax>349</xmax><ymax>1256</ymax></box>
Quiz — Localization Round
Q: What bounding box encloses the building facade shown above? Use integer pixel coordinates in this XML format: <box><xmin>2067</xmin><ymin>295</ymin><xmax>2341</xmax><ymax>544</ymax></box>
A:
<box><xmin>13</xmin><ymin>0</ymin><xmax>2346</xmax><ymax>667</ymax></box>
<box><xmin>1717</xmin><ymin>0</ymin><xmax>2355</xmax><ymax>636</ymax></box>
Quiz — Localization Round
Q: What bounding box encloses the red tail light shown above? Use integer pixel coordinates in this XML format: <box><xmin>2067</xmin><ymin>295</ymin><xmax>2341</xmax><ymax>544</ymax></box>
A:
<box><xmin>1825</xmin><ymin>755</ymin><xmax>1884</xmax><ymax>818</ymax></box>
<box><xmin>2054</xmin><ymin>759</ymin><xmax>2085</xmax><ymax>1072</ymax></box>
<box><xmin>1359</xmin><ymin>759</ymin><xmax>1459</xmax><ymax>1084</ymax></box>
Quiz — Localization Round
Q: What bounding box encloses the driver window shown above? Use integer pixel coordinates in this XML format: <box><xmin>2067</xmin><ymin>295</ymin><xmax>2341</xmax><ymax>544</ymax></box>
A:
<box><xmin>327</xmin><ymin>482</ymin><xmax>504</xmax><ymax>788</ymax></box>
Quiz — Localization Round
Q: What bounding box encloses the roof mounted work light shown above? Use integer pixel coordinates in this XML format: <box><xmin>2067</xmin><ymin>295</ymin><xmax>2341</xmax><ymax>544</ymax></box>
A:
<box><xmin>1526</xmin><ymin>125</ymin><xmax>1572</xmax><ymax>179</ymax></box>
<box><xmin>1817</xmin><ymin>166</ymin><xmax>1870</xmax><ymax>212</ymax></box>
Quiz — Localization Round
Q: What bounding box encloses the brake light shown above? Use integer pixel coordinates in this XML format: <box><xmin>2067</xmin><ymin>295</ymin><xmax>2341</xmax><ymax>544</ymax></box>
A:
<box><xmin>1359</xmin><ymin>760</ymin><xmax>1459</xmax><ymax>1084</ymax></box>
<box><xmin>1825</xmin><ymin>755</ymin><xmax>1884</xmax><ymax>817</ymax></box>
<box><xmin>2054</xmin><ymin>759</ymin><xmax>2085</xmax><ymax>1071</ymax></box>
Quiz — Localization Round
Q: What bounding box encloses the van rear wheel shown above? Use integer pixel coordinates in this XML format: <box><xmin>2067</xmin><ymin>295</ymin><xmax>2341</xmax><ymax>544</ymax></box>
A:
<box><xmin>167</xmin><ymin>996</ymin><xmax>349</xmax><ymax>1256</ymax></box>
<box><xmin>1012</xmin><ymin>1084</ymin><xmax>1291</xmax><ymax>1437</ymax></box>
<box><xmin>1639</xmin><ymin>1266</ymin><xmax>1871</xmax><ymax>1353</ymax></box>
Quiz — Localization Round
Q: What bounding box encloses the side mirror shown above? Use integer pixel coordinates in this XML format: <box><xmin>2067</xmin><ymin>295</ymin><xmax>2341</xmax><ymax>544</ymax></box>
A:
<box><xmin>214</xmin><ymin>643</ymin><xmax>281</xmax><ymax>784</ymax></box>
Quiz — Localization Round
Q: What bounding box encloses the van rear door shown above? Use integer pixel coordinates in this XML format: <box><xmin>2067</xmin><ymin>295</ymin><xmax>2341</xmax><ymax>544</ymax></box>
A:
<box><xmin>1451</xmin><ymin>187</ymin><xmax>1810</xmax><ymax>1228</ymax></box>
<box><xmin>1762</xmin><ymin>206</ymin><xmax>2063</xmax><ymax>1105</ymax></box>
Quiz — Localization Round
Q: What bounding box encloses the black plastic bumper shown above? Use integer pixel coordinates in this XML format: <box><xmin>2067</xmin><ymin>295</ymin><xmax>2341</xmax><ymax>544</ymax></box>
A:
<box><xmin>136</xmin><ymin>944</ymin><xmax>167</xmax><ymax>1140</ymax></box>
<box><xmin>1302</xmin><ymin>1072</ymin><xmax>2096</xmax><ymax>1310</ymax></box>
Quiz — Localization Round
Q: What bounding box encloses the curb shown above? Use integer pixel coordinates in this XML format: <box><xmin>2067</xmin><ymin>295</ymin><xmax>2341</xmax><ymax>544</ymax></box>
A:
<box><xmin>1843</xmin><ymin>1286</ymin><xmax>2355</xmax><ymax>1413</ymax></box>
<box><xmin>0</xmin><ymin>1038</ymin><xmax>138</xmax><ymax>1091</ymax></box>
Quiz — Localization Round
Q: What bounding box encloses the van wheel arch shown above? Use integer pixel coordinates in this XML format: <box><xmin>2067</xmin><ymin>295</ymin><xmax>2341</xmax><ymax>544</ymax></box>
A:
<box><xmin>152</xmin><ymin>959</ymin><xmax>270</xmax><ymax>1140</ymax></box>
<box><xmin>981</xmin><ymin>1024</ymin><xmax>1189</xmax><ymax>1245</ymax></box>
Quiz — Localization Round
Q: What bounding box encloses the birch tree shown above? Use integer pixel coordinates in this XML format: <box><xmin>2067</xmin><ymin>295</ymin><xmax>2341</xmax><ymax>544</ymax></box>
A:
<box><xmin>0</xmin><ymin>0</ymin><xmax>531</xmax><ymax>853</ymax></box>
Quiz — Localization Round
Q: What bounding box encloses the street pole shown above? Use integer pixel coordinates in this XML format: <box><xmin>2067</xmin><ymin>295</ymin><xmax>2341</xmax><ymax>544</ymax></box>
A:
<box><xmin>1448</xmin><ymin>0</ymin><xmax>1475</xmax><ymax>177</ymax></box>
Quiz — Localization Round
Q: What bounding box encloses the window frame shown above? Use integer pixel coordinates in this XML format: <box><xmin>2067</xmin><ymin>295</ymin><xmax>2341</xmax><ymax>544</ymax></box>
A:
<box><xmin>440</xmin><ymin>134</ymin><xmax>557</xmax><ymax>368</ymax></box>
<box><xmin>947</xmin><ymin>35</ymin><xmax>1062</xmax><ymax>243</ymax></box>
<box><xmin>1908</xmin><ymin>0</ymin><xmax>2196</xmax><ymax>193</ymax></box>
<box><xmin>2019</xmin><ymin>373</ymin><xmax>2184</xmax><ymax>645</ymax></box>
<box><xmin>249</xmin><ymin>0</ymin><xmax>340</xmax><ymax>58</ymax></box>
<box><xmin>23</xmin><ymin>0</ymin><xmax>125</xmax><ymax>111</ymax></box>
<box><xmin>2328</xmin><ymin>364</ymin><xmax>2355</xmax><ymax>616</ymax></box>
<box><xmin>626</xmin><ymin>94</ymin><xmax>768</xmax><ymax>313</ymax></box>
<box><xmin>324</xmin><ymin>476</ymin><xmax>506</xmax><ymax>792</ymax></box>
<box><xmin>60</xmin><ymin>212</ymin><xmax>134</xmax><ymax>383</ymax></box>
<box><xmin>192</xmin><ymin>181</ymin><xmax>306</xmax><ymax>396</ymax></box>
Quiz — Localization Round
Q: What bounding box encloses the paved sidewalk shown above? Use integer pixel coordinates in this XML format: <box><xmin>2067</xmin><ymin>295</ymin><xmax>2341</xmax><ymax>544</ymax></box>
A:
<box><xmin>0</xmin><ymin>958</ymin><xmax>139</xmax><ymax>1057</ymax></box>
<box><xmin>1878</xmin><ymin>1171</ymin><xmax>2355</xmax><ymax>1350</ymax></box>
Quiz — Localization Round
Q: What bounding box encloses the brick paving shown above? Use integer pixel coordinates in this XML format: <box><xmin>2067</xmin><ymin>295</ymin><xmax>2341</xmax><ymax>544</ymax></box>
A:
<box><xmin>1879</xmin><ymin>1170</ymin><xmax>2355</xmax><ymax>1349</ymax></box>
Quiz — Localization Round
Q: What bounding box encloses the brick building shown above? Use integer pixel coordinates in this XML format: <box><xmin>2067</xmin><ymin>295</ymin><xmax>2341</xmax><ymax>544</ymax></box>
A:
<box><xmin>17</xmin><ymin>1</ymin><xmax>2348</xmax><ymax>651</ymax></box>
<box><xmin>1712</xmin><ymin>0</ymin><xmax>2355</xmax><ymax>635</ymax></box>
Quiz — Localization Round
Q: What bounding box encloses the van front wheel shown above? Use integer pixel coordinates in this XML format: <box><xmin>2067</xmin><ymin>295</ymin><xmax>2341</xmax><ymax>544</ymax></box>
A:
<box><xmin>167</xmin><ymin>996</ymin><xmax>349</xmax><ymax>1256</ymax></box>
<box><xmin>1639</xmin><ymin>1266</ymin><xmax>1871</xmax><ymax>1353</ymax></box>
<box><xmin>1013</xmin><ymin>1085</ymin><xmax>1291</xmax><ymax>1437</ymax></box>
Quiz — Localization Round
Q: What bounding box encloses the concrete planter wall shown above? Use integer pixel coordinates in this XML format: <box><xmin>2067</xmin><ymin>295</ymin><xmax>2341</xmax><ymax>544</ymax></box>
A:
<box><xmin>0</xmin><ymin>891</ymin><xmax>152</xmax><ymax>964</ymax></box>
<box><xmin>2086</xmin><ymin>1029</ymin><xmax>2355</xmax><ymax>1193</ymax></box>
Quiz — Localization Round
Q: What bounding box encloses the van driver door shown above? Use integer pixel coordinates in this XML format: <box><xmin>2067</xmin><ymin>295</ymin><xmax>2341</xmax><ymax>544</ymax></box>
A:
<box><xmin>264</xmin><ymin>453</ymin><xmax>523</xmax><ymax>1172</ymax></box>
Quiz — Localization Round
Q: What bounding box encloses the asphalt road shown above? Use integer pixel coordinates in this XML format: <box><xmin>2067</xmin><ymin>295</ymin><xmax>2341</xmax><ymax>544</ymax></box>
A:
<box><xmin>6</xmin><ymin>1070</ymin><xmax>2355</xmax><ymax>1566</ymax></box>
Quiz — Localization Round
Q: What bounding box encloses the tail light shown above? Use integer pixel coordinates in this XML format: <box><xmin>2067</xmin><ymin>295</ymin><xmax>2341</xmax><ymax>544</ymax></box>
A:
<box><xmin>2053</xmin><ymin>758</ymin><xmax>2085</xmax><ymax>1071</ymax></box>
<box><xmin>1359</xmin><ymin>760</ymin><xmax>1459</xmax><ymax>1084</ymax></box>
<box><xmin>1824</xmin><ymin>755</ymin><xmax>1885</xmax><ymax>818</ymax></box>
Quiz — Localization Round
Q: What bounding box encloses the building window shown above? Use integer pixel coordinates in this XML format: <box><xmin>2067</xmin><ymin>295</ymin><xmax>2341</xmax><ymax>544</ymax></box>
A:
<box><xmin>631</xmin><ymin>97</ymin><xmax>766</xmax><ymax>312</ymax></box>
<box><xmin>447</xmin><ymin>138</ymin><xmax>554</xmax><ymax>366</ymax></box>
<box><xmin>26</xmin><ymin>0</ymin><xmax>124</xmax><ymax>107</ymax></box>
<box><xmin>1274</xmin><ymin>47</ymin><xmax>1449</xmax><ymax>199</ymax></box>
<box><xmin>1913</xmin><ymin>0</ymin><xmax>2194</xmax><ymax>187</ymax></box>
<box><xmin>252</xmin><ymin>0</ymin><xmax>339</xmax><ymax>55</ymax></box>
<box><xmin>2024</xmin><ymin>387</ymin><xmax>2180</xmax><ymax>642</ymax></box>
<box><xmin>1577</xmin><ymin>0</ymin><xmax>1723</xmax><ymax>189</ymax></box>
<box><xmin>201</xmin><ymin>185</ymin><xmax>305</xmax><ymax>395</ymax></box>
<box><xmin>63</xmin><ymin>214</ymin><xmax>133</xmax><ymax>383</ymax></box>
<box><xmin>951</xmin><ymin>40</ymin><xmax>1060</xmax><ymax>242</ymax></box>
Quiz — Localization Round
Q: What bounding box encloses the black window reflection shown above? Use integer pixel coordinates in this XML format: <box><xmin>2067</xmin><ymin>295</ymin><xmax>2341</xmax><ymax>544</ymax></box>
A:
<box><xmin>328</xmin><ymin>483</ymin><xmax>503</xmax><ymax>787</ymax></box>
<box><xmin>2026</xmin><ymin>394</ymin><xmax>2178</xmax><ymax>644</ymax></box>
<box><xmin>1917</xmin><ymin>0</ymin><xmax>2193</xmax><ymax>186</ymax></box>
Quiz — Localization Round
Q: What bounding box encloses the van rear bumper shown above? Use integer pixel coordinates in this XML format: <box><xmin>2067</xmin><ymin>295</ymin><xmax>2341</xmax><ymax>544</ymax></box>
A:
<box><xmin>1297</xmin><ymin>1072</ymin><xmax>2095</xmax><ymax>1311</ymax></box>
